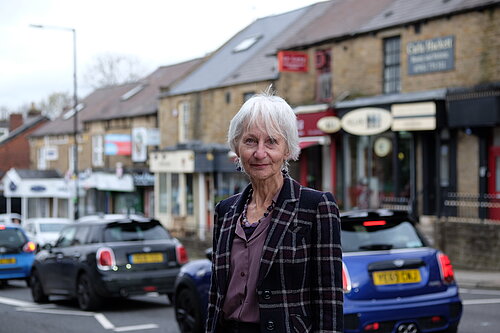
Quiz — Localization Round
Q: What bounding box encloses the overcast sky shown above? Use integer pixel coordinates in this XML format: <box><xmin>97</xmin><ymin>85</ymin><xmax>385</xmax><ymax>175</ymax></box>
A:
<box><xmin>0</xmin><ymin>0</ymin><xmax>319</xmax><ymax>112</ymax></box>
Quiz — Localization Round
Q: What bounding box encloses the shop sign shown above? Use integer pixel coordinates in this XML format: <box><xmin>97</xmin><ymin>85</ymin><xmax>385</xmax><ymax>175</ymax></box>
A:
<box><xmin>341</xmin><ymin>108</ymin><xmax>392</xmax><ymax>136</ymax></box>
<box><xmin>317</xmin><ymin>116</ymin><xmax>341</xmax><ymax>133</ymax></box>
<box><xmin>44</xmin><ymin>146</ymin><xmax>58</xmax><ymax>161</ymax></box>
<box><xmin>149</xmin><ymin>151</ymin><xmax>195</xmax><ymax>173</ymax></box>
<box><xmin>391</xmin><ymin>102</ymin><xmax>436</xmax><ymax>131</ymax></box>
<box><xmin>296</xmin><ymin>110</ymin><xmax>336</xmax><ymax>137</ymax></box>
<box><xmin>278</xmin><ymin>51</ymin><xmax>308</xmax><ymax>72</ymax></box>
<box><xmin>407</xmin><ymin>36</ymin><xmax>454</xmax><ymax>75</ymax></box>
<box><xmin>30</xmin><ymin>185</ymin><xmax>46</xmax><ymax>192</ymax></box>
<box><xmin>132</xmin><ymin>128</ymin><xmax>147</xmax><ymax>162</ymax></box>
<box><xmin>105</xmin><ymin>134</ymin><xmax>132</xmax><ymax>156</ymax></box>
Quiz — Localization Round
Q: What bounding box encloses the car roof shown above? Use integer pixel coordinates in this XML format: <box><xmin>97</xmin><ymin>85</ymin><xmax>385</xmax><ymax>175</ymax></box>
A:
<box><xmin>25</xmin><ymin>218</ymin><xmax>71</xmax><ymax>223</ymax></box>
<box><xmin>76</xmin><ymin>214</ymin><xmax>155</xmax><ymax>225</ymax></box>
<box><xmin>340</xmin><ymin>209</ymin><xmax>412</xmax><ymax>221</ymax></box>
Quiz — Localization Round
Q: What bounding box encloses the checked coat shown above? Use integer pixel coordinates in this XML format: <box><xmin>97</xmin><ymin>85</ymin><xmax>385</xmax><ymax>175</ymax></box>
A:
<box><xmin>205</xmin><ymin>176</ymin><xmax>343</xmax><ymax>332</ymax></box>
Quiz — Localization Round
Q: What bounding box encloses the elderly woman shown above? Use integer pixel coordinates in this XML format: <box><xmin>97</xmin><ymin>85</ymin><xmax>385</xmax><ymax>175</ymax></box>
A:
<box><xmin>206</xmin><ymin>93</ymin><xmax>343</xmax><ymax>333</ymax></box>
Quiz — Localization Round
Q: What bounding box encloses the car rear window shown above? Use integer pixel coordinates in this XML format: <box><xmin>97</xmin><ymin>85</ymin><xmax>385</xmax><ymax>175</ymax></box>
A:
<box><xmin>341</xmin><ymin>219</ymin><xmax>425</xmax><ymax>252</ymax></box>
<box><xmin>103</xmin><ymin>222</ymin><xmax>172</xmax><ymax>242</ymax></box>
<box><xmin>0</xmin><ymin>228</ymin><xmax>28</xmax><ymax>247</ymax></box>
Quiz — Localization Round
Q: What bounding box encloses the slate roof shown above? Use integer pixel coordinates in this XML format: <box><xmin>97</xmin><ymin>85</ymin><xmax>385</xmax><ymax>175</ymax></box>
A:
<box><xmin>280</xmin><ymin>0</ymin><xmax>500</xmax><ymax>50</ymax></box>
<box><xmin>30</xmin><ymin>58</ymin><xmax>202</xmax><ymax>136</ymax></box>
<box><xmin>0</xmin><ymin>115</ymin><xmax>47</xmax><ymax>143</ymax></box>
<box><xmin>167</xmin><ymin>1</ymin><xmax>331</xmax><ymax>96</ymax></box>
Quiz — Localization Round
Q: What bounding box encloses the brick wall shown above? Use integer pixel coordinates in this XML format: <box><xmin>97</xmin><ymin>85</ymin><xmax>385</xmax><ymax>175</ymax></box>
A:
<box><xmin>436</xmin><ymin>220</ymin><xmax>500</xmax><ymax>270</ymax></box>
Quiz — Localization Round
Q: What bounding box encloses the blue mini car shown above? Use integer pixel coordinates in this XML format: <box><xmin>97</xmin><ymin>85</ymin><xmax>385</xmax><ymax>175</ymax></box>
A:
<box><xmin>174</xmin><ymin>209</ymin><xmax>462</xmax><ymax>333</ymax></box>
<box><xmin>0</xmin><ymin>224</ymin><xmax>36</xmax><ymax>286</ymax></box>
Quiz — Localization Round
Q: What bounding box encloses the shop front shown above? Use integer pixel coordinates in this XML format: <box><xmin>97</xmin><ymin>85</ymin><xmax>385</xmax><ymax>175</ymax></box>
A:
<box><xmin>335</xmin><ymin>89</ymin><xmax>446</xmax><ymax>215</ymax></box>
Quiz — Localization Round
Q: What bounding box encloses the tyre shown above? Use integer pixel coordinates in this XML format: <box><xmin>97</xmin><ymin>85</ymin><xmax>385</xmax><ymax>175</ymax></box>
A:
<box><xmin>175</xmin><ymin>287</ymin><xmax>203</xmax><ymax>333</ymax></box>
<box><xmin>76</xmin><ymin>273</ymin><xmax>102</xmax><ymax>311</ymax></box>
<box><xmin>30</xmin><ymin>271</ymin><xmax>49</xmax><ymax>303</ymax></box>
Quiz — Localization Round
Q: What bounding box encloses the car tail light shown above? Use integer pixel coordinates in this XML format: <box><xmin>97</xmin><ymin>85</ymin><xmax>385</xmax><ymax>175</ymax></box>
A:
<box><xmin>0</xmin><ymin>225</ymin><xmax>5</xmax><ymax>230</ymax></box>
<box><xmin>176</xmin><ymin>244</ymin><xmax>188</xmax><ymax>265</ymax></box>
<box><xmin>363</xmin><ymin>220</ymin><xmax>386</xmax><ymax>226</ymax></box>
<box><xmin>23</xmin><ymin>241</ymin><xmax>36</xmax><ymax>253</ymax></box>
<box><xmin>364</xmin><ymin>322</ymin><xmax>380</xmax><ymax>331</ymax></box>
<box><xmin>97</xmin><ymin>247</ymin><xmax>116</xmax><ymax>270</ymax></box>
<box><xmin>342</xmin><ymin>262</ymin><xmax>352</xmax><ymax>293</ymax></box>
<box><xmin>437</xmin><ymin>252</ymin><xmax>455</xmax><ymax>284</ymax></box>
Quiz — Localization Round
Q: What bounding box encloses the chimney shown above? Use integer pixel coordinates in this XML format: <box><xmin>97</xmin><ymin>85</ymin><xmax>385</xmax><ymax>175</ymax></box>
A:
<box><xmin>9</xmin><ymin>113</ymin><xmax>23</xmax><ymax>132</ymax></box>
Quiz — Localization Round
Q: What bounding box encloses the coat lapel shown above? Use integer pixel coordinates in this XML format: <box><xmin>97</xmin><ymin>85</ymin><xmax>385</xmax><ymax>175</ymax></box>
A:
<box><xmin>257</xmin><ymin>176</ymin><xmax>301</xmax><ymax>286</ymax></box>
<box><xmin>215</xmin><ymin>184</ymin><xmax>251</xmax><ymax>295</ymax></box>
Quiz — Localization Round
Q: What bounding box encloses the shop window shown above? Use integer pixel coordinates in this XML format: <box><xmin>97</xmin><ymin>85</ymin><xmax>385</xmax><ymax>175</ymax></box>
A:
<box><xmin>178</xmin><ymin>101</ymin><xmax>190</xmax><ymax>143</ymax></box>
<box><xmin>440</xmin><ymin>145</ymin><xmax>450</xmax><ymax>187</ymax></box>
<box><xmin>315</xmin><ymin>49</ymin><xmax>332</xmax><ymax>102</ymax></box>
<box><xmin>383</xmin><ymin>36</ymin><xmax>401</xmax><ymax>94</ymax></box>
<box><xmin>215</xmin><ymin>172</ymin><xmax>249</xmax><ymax>204</ymax></box>
<box><xmin>37</xmin><ymin>147</ymin><xmax>47</xmax><ymax>170</ymax></box>
<box><xmin>159</xmin><ymin>173</ymin><xmax>167</xmax><ymax>213</ymax></box>
<box><xmin>171</xmin><ymin>173</ymin><xmax>180</xmax><ymax>215</ymax></box>
<box><xmin>92</xmin><ymin>135</ymin><xmax>104</xmax><ymax>167</ymax></box>
<box><xmin>186</xmin><ymin>174</ymin><xmax>194</xmax><ymax>215</ymax></box>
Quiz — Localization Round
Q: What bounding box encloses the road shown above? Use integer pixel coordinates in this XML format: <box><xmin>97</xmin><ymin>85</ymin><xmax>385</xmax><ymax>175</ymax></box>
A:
<box><xmin>1</xmin><ymin>281</ymin><xmax>500</xmax><ymax>332</ymax></box>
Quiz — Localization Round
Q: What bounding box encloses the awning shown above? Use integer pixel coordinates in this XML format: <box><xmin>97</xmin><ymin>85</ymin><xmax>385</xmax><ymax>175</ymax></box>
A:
<box><xmin>299</xmin><ymin>136</ymin><xmax>329</xmax><ymax>150</ymax></box>
<box><xmin>81</xmin><ymin>172</ymin><xmax>134</xmax><ymax>192</ymax></box>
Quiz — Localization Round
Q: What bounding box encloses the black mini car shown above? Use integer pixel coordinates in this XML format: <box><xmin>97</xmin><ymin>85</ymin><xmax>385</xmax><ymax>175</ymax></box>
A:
<box><xmin>30</xmin><ymin>214</ymin><xmax>188</xmax><ymax>310</ymax></box>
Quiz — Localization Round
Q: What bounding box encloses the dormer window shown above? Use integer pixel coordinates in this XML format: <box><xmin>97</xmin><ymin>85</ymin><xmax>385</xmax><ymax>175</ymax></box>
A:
<box><xmin>233</xmin><ymin>35</ymin><xmax>262</xmax><ymax>53</ymax></box>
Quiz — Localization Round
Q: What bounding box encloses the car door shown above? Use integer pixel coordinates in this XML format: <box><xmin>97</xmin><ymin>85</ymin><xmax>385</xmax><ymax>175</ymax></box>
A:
<box><xmin>60</xmin><ymin>226</ymin><xmax>91</xmax><ymax>294</ymax></box>
<box><xmin>46</xmin><ymin>226</ymin><xmax>78</xmax><ymax>293</ymax></box>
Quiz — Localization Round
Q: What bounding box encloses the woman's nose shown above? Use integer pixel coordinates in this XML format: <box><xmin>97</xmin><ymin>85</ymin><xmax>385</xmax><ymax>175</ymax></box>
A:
<box><xmin>253</xmin><ymin>143</ymin><xmax>267</xmax><ymax>159</ymax></box>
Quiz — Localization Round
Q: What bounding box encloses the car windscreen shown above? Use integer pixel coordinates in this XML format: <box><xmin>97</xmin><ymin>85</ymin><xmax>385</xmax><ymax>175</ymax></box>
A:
<box><xmin>103</xmin><ymin>222</ymin><xmax>172</xmax><ymax>242</ymax></box>
<box><xmin>341</xmin><ymin>219</ymin><xmax>425</xmax><ymax>252</ymax></box>
<box><xmin>0</xmin><ymin>228</ymin><xmax>28</xmax><ymax>247</ymax></box>
<box><xmin>40</xmin><ymin>223</ymin><xmax>68</xmax><ymax>233</ymax></box>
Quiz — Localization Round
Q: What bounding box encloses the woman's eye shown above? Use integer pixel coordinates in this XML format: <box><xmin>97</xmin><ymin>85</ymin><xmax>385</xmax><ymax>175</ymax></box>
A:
<box><xmin>267</xmin><ymin>138</ymin><xmax>277</xmax><ymax>145</ymax></box>
<box><xmin>244</xmin><ymin>138</ymin><xmax>256</xmax><ymax>144</ymax></box>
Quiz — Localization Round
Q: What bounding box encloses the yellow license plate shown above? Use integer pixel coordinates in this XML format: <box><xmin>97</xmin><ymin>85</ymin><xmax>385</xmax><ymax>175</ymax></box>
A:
<box><xmin>131</xmin><ymin>253</ymin><xmax>164</xmax><ymax>264</ymax></box>
<box><xmin>0</xmin><ymin>258</ymin><xmax>16</xmax><ymax>264</ymax></box>
<box><xmin>372</xmin><ymin>269</ymin><xmax>421</xmax><ymax>285</ymax></box>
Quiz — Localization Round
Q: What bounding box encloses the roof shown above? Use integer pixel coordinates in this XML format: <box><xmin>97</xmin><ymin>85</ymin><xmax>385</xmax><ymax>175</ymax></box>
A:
<box><xmin>167</xmin><ymin>2</ymin><xmax>330</xmax><ymax>96</ymax></box>
<box><xmin>30</xmin><ymin>58</ymin><xmax>202</xmax><ymax>136</ymax></box>
<box><xmin>14</xmin><ymin>169</ymin><xmax>62</xmax><ymax>179</ymax></box>
<box><xmin>0</xmin><ymin>115</ymin><xmax>47</xmax><ymax>143</ymax></box>
<box><xmin>279</xmin><ymin>0</ymin><xmax>500</xmax><ymax>50</ymax></box>
<box><xmin>88</xmin><ymin>58</ymin><xmax>203</xmax><ymax>121</ymax></box>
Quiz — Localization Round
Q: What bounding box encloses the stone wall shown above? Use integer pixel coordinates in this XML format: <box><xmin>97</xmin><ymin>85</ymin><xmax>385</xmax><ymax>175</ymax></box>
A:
<box><xmin>436</xmin><ymin>220</ymin><xmax>500</xmax><ymax>271</ymax></box>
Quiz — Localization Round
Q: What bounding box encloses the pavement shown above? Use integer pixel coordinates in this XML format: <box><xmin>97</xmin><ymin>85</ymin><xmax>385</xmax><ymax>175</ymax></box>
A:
<box><xmin>455</xmin><ymin>269</ymin><xmax>500</xmax><ymax>290</ymax></box>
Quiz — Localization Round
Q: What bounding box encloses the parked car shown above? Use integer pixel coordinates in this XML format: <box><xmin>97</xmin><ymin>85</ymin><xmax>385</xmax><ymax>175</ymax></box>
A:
<box><xmin>24</xmin><ymin>217</ymin><xmax>71</xmax><ymax>250</ymax></box>
<box><xmin>30</xmin><ymin>214</ymin><xmax>189</xmax><ymax>310</ymax></box>
<box><xmin>0</xmin><ymin>213</ymin><xmax>23</xmax><ymax>225</ymax></box>
<box><xmin>173</xmin><ymin>209</ymin><xmax>462</xmax><ymax>333</ymax></box>
<box><xmin>0</xmin><ymin>224</ymin><xmax>36</xmax><ymax>286</ymax></box>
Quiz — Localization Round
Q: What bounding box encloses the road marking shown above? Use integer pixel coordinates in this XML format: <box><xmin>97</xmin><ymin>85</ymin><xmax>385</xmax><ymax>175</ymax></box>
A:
<box><xmin>0</xmin><ymin>296</ymin><xmax>36</xmax><ymax>307</ymax></box>
<box><xmin>463</xmin><ymin>298</ymin><xmax>500</xmax><ymax>305</ymax></box>
<box><xmin>17</xmin><ymin>307</ymin><xmax>96</xmax><ymax>316</ymax></box>
<box><xmin>94</xmin><ymin>313</ymin><xmax>115</xmax><ymax>329</ymax></box>
<box><xmin>114</xmin><ymin>324</ymin><xmax>159</xmax><ymax>332</ymax></box>
<box><xmin>461</xmin><ymin>288</ymin><xmax>500</xmax><ymax>296</ymax></box>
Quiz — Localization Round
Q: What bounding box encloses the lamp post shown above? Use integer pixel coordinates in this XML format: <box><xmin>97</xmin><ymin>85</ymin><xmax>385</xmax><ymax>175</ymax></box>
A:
<box><xmin>30</xmin><ymin>24</ymin><xmax>79</xmax><ymax>220</ymax></box>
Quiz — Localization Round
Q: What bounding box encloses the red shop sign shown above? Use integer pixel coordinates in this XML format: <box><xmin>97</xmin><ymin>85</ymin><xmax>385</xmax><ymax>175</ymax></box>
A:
<box><xmin>278</xmin><ymin>51</ymin><xmax>308</xmax><ymax>72</ymax></box>
<box><xmin>296</xmin><ymin>109</ymin><xmax>336</xmax><ymax>137</ymax></box>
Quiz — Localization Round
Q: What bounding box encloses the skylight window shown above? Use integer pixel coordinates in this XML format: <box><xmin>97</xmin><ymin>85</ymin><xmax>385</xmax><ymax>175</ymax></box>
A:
<box><xmin>121</xmin><ymin>84</ymin><xmax>144</xmax><ymax>101</ymax></box>
<box><xmin>63</xmin><ymin>103</ymin><xmax>85</xmax><ymax>120</ymax></box>
<box><xmin>233</xmin><ymin>35</ymin><xmax>262</xmax><ymax>53</ymax></box>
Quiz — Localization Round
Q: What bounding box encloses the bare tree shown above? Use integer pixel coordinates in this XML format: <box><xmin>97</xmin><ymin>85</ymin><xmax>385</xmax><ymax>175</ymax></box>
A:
<box><xmin>38</xmin><ymin>92</ymin><xmax>72</xmax><ymax>120</ymax></box>
<box><xmin>83</xmin><ymin>53</ymin><xmax>148</xmax><ymax>89</ymax></box>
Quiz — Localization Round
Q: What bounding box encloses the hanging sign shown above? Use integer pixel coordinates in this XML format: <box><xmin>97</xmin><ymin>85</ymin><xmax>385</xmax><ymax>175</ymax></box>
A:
<box><xmin>341</xmin><ymin>108</ymin><xmax>392</xmax><ymax>136</ymax></box>
<box><xmin>278</xmin><ymin>51</ymin><xmax>308</xmax><ymax>72</ymax></box>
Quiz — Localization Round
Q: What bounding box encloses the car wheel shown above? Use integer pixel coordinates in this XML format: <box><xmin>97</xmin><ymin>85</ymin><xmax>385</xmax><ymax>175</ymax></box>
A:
<box><xmin>175</xmin><ymin>287</ymin><xmax>203</xmax><ymax>333</ymax></box>
<box><xmin>30</xmin><ymin>271</ymin><xmax>49</xmax><ymax>303</ymax></box>
<box><xmin>77</xmin><ymin>274</ymin><xmax>102</xmax><ymax>311</ymax></box>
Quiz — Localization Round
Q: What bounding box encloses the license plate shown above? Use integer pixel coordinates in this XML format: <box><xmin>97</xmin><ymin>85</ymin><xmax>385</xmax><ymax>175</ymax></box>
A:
<box><xmin>372</xmin><ymin>269</ymin><xmax>421</xmax><ymax>285</ymax></box>
<box><xmin>0</xmin><ymin>258</ymin><xmax>16</xmax><ymax>265</ymax></box>
<box><xmin>130</xmin><ymin>253</ymin><xmax>164</xmax><ymax>264</ymax></box>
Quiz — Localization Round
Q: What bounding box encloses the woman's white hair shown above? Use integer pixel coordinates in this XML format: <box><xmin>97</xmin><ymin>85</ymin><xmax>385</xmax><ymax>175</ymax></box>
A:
<box><xmin>228</xmin><ymin>91</ymin><xmax>300</xmax><ymax>170</ymax></box>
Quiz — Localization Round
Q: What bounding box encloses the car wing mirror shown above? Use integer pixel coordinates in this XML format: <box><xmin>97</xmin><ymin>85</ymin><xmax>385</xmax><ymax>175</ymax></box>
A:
<box><xmin>205</xmin><ymin>248</ymin><xmax>213</xmax><ymax>261</ymax></box>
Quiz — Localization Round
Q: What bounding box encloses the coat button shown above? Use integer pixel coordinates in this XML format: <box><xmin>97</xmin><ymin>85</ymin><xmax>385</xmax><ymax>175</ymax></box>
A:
<box><xmin>263</xmin><ymin>290</ymin><xmax>271</xmax><ymax>300</ymax></box>
<box><xmin>266</xmin><ymin>320</ymin><xmax>275</xmax><ymax>331</ymax></box>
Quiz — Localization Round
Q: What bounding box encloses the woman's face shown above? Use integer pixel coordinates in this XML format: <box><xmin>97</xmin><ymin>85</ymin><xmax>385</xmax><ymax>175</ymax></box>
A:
<box><xmin>237</xmin><ymin>122</ymin><xmax>289</xmax><ymax>182</ymax></box>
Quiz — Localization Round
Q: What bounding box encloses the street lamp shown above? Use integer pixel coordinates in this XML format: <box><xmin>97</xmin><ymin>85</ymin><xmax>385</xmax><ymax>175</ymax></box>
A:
<box><xmin>30</xmin><ymin>24</ymin><xmax>79</xmax><ymax>220</ymax></box>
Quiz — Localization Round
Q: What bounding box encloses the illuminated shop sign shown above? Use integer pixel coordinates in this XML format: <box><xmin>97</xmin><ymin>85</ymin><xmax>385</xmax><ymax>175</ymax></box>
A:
<box><xmin>341</xmin><ymin>108</ymin><xmax>392</xmax><ymax>136</ymax></box>
<box><xmin>407</xmin><ymin>36</ymin><xmax>454</xmax><ymax>75</ymax></box>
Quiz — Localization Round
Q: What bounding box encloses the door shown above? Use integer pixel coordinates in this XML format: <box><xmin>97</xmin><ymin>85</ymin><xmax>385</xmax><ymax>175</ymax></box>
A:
<box><xmin>488</xmin><ymin>146</ymin><xmax>500</xmax><ymax>220</ymax></box>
